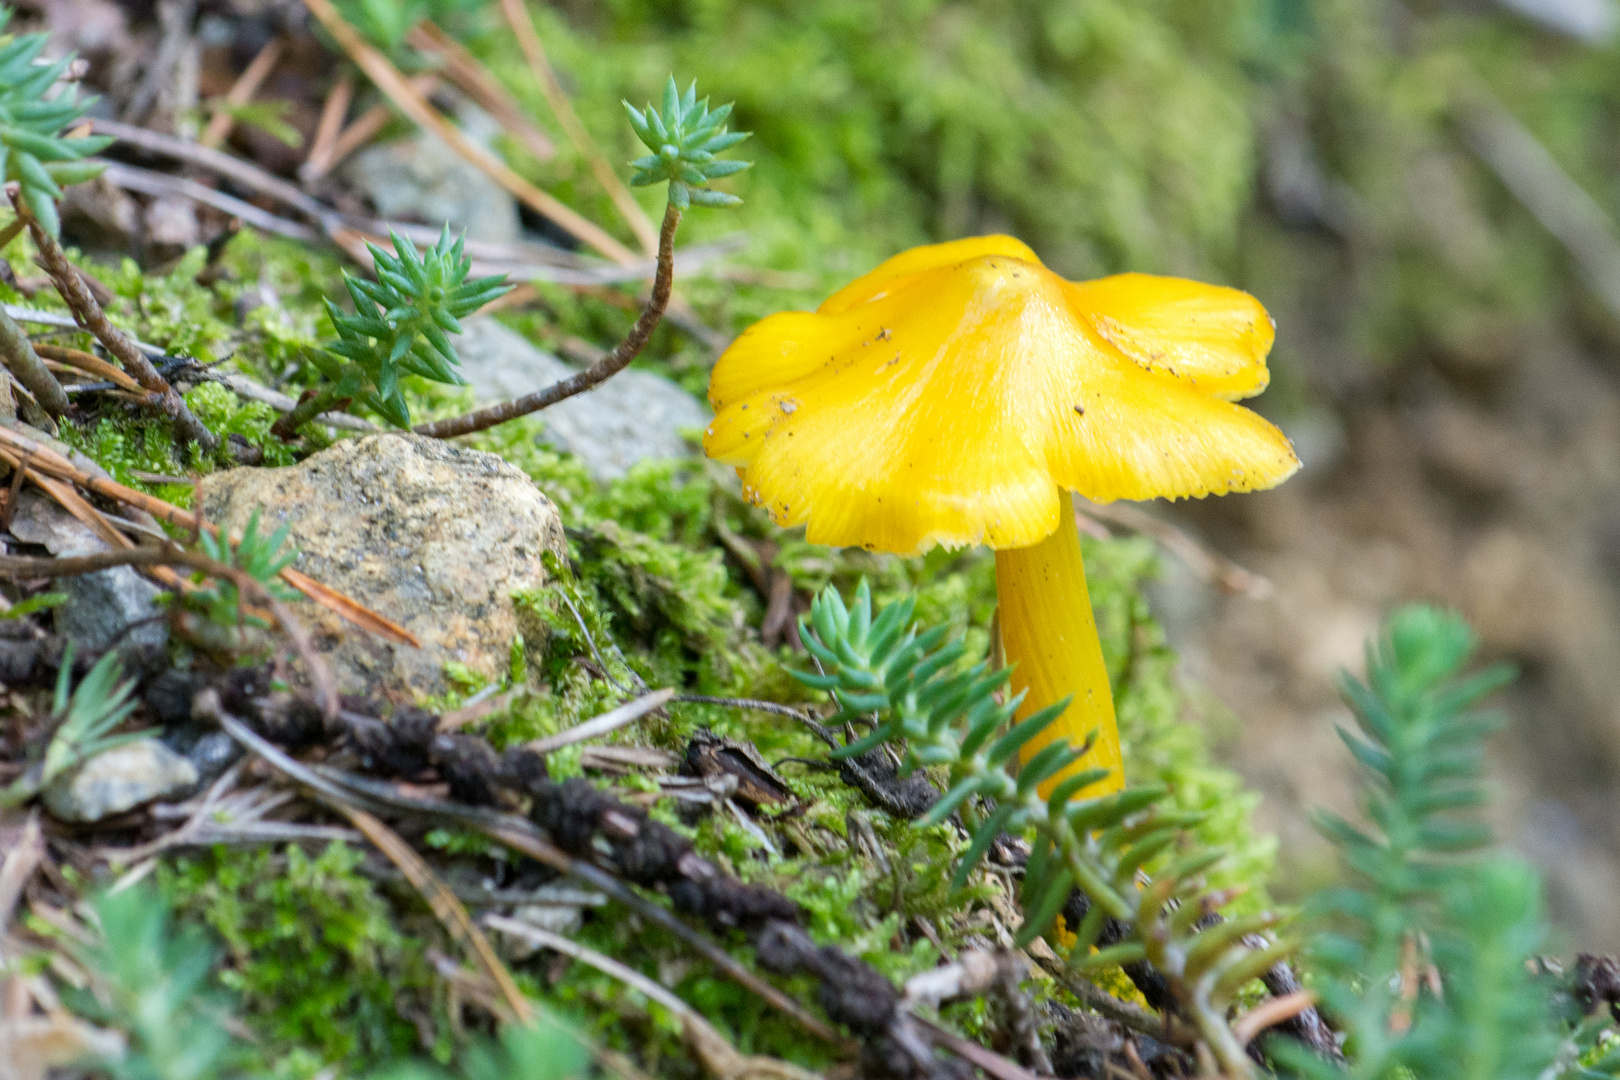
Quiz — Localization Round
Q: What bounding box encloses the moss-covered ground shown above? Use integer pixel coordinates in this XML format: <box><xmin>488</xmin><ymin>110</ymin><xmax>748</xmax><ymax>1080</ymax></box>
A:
<box><xmin>0</xmin><ymin>202</ymin><xmax>1280</xmax><ymax>1074</ymax></box>
<box><xmin>19</xmin><ymin>0</ymin><xmax>1618</xmax><ymax>1070</ymax></box>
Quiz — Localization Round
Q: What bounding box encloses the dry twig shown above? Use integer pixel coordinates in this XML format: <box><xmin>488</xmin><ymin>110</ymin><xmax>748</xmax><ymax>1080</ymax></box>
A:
<box><xmin>13</xmin><ymin>195</ymin><xmax>218</xmax><ymax>450</ymax></box>
<box><xmin>96</xmin><ymin>160</ymin><xmax>319</xmax><ymax>243</ymax></box>
<box><xmin>525</xmin><ymin>688</ymin><xmax>674</xmax><ymax>754</ymax></box>
<box><xmin>486</xmin><ymin>916</ymin><xmax>821</xmax><ymax>1080</ymax></box>
<box><xmin>407</xmin><ymin>21</ymin><xmax>556</xmax><ymax>165</ymax></box>
<box><xmin>301</xmin><ymin>70</ymin><xmax>354</xmax><ymax>181</ymax></box>
<box><xmin>0</xmin><ymin>812</ymin><xmax>44</xmax><ymax>931</ymax></box>
<box><xmin>303</xmin><ymin>73</ymin><xmax>439</xmax><ymax>183</ymax></box>
<box><xmin>300</xmin><ymin>0</ymin><xmax>636</xmax><ymax>264</ymax></box>
<box><xmin>0</xmin><ymin>310</ymin><xmax>69</xmax><ymax>417</ymax></box>
<box><xmin>1231</xmin><ymin>991</ymin><xmax>1321</xmax><ymax>1046</ymax></box>
<box><xmin>495</xmin><ymin>0</ymin><xmax>658</xmax><ymax>253</ymax></box>
<box><xmin>32</xmin><ymin>344</ymin><xmax>141</xmax><ymax>393</ymax></box>
<box><xmin>200</xmin><ymin>36</ymin><xmax>286</xmax><ymax>149</ymax></box>
<box><xmin>331</xmin><ymin>801</ymin><xmax>535</xmax><ymax>1024</ymax></box>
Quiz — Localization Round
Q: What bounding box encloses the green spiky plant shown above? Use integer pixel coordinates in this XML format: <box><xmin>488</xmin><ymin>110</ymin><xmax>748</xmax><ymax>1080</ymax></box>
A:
<box><xmin>0</xmin><ymin>6</ymin><xmax>111</xmax><ymax>238</ymax></box>
<box><xmin>0</xmin><ymin>644</ymin><xmax>145</xmax><ymax>807</ymax></box>
<box><xmin>370</xmin><ymin>1018</ymin><xmax>588</xmax><ymax>1080</ymax></box>
<box><xmin>179</xmin><ymin>508</ymin><xmax>300</xmax><ymax>638</ymax></box>
<box><xmin>66</xmin><ymin>884</ymin><xmax>244</xmax><ymax>1080</ymax></box>
<box><xmin>1279</xmin><ymin>606</ymin><xmax>1620</xmax><ymax>1080</ymax></box>
<box><xmin>794</xmin><ymin>581</ymin><xmax>1290</xmax><ymax>1078</ymax></box>
<box><xmin>624</xmin><ymin>77</ymin><xmax>751</xmax><ymax>210</ymax></box>
<box><xmin>270</xmin><ymin>226</ymin><xmax>509</xmax><ymax>437</ymax></box>
<box><xmin>410</xmin><ymin>78</ymin><xmax>749</xmax><ymax>439</ymax></box>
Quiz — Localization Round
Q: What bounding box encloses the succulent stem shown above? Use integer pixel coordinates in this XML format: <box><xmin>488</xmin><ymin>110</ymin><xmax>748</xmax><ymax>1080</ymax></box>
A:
<box><xmin>993</xmin><ymin>492</ymin><xmax>1123</xmax><ymax>799</ymax></box>
<box><xmin>415</xmin><ymin>201</ymin><xmax>683</xmax><ymax>439</ymax></box>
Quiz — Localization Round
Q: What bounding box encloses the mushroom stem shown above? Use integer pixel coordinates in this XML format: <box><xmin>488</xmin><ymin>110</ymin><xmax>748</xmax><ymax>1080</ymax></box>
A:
<box><xmin>994</xmin><ymin>492</ymin><xmax>1124</xmax><ymax>798</ymax></box>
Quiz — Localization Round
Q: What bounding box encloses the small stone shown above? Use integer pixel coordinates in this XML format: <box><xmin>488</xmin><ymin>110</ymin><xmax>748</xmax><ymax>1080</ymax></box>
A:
<box><xmin>54</xmin><ymin>567</ymin><xmax>167</xmax><ymax>656</ymax></box>
<box><xmin>6</xmin><ymin>492</ymin><xmax>167</xmax><ymax>656</ymax></box>
<box><xmin>511</xmin><ymin>902</ymin><xmax>584</xmax><ymax>937</ymax></box>
<box><xmin>341</xmin><ymin>101</ymin><xmax>521</xmax><ymax>245</ymax></box>
<box><xmin>452</xmin><ymin>319</ymin><xmax>710</xmax><ymax>480</ymax></box>
<box><xmin>43</xmin><ymin>739</ymin><xmax>198</xmax><ymax>823</ymax></box>
<box><xmin>1496</xmin><ymin>0</ymin><xmax>1616</xmax><ymax>40</ymax></box>
<box><xmin>198</xmin><ymin>433</ymin><xmax>567</xmax><ymax>697</ymax></box>
<box><xmin>183</xmin><ymin>731</ymin><xmax>242</xmax><ymax>785</ymax></box>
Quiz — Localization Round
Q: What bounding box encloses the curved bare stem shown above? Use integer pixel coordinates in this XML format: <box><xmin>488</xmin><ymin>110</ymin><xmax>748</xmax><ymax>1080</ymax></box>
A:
<box><xmin>414</xmin><ymin>201</ymin><xmax>682</xmax><ymax>439</ymax></box>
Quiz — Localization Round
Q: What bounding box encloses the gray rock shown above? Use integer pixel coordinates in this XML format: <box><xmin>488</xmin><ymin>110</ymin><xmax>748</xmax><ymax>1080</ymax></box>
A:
<box><xmin>341</xmin><ymin>101</ymin><xmax>521</xmax><ymax>245</ymax></box>
<box><xmin>183</xmin><ymin>731</ymin><xmax>242</xmax><ymax>785</ymax></box>
<box><xmin>6</xmin><ymin>492</ymin><xmax>167</xmax><ymax>655</ymax></box>
<box><xmin>43</xmin><ymin>738</ymin><xmax>198</xmax><ymax>822</ymax></box>
<box><xmin>198</xmin><ymin>433</ymin><xmax>567</xmax><ymax>697</ymax></box>
<box><xmin>452</xmin><ymin>319</ymin><xmax>711</xmax><ymax>481</ymax></box>
<box><xmin>1496</xmin><ymin>0</ymin><xmax>1616</xmax><ymax>40</ymax></box>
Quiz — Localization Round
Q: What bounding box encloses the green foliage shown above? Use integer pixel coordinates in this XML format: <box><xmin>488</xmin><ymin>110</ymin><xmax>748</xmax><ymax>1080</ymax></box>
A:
<box><xmin>210</xmin><ymin>99</ymin><xmax>303</xmax><ymax>149</ymax></box>
<box><xmin>1281</xmin><ymin>606</ymin><xmax>1617</xmax><ymax>1080</ymax></box>
<box><xmin>371</xmin><ymin>1022</ymin><xmax>588</xmax><ymax>1080</ymax></box>
<box><xmin>625</xmin><ymin>77</ymin><xmax>752</xmax><ymax>209</ymax></box>
<box><xmin>794</xmin><ymin>580</ymin><xmax>1288</xmax><ymax>1074</ymax></box>
<box><xmin>335</xmin><ymin>0</ymin><xmax>485</xmax><ymax>52</ymax></box>
<box><xmin>67</xmin><ymin>885</ymin><xmax>245</xmax><ymax>1080</ymax></box>
<box><xmin>0</xmin><ymin>590</ymin><xmax>65</xmax><ymax>619</ymax></box>
<box><xmin>41</xmin><ymin>645</ymin><xmax>145</xmax><ymax>786</ymax></box>
<box><xmin>181</xmin><ymin>508</ymin><xmax>300</xmax><ymax>635</ymax></box>
<box><xmin>568</xmin><ymin>520</ymin><xmax>741</xmax><ymax>686</ymax></box>
<box><xmin>0</xmin><ymin>5</ymin><xmax>111</xmax><ymax>238</ymax></box>
<box><xmin>304</xmin><ymin>227</ymin><xmax>508</xmax><ymax>429</ymax></box>
<box><xmin>503</xmin><ymin>0</ymin><xmax>1268</xmax><ymax>291</ymax></box>
<box><xmin>160</xmin><ymin>842</ymin><xmax>444</xmax><ymax>1070</ymax></box>
<box><xmin>1</xmin><ymin>646</ymin><xmax>146</xmax><ymax>807</ymax></box>
<box><xmin>183</xmin><ymin>382</ymin><xmax>299</xmax><ymax>469</ymax></box>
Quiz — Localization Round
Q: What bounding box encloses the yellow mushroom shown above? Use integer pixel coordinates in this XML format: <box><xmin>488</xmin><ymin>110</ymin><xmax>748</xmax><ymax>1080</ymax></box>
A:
<box><xmin>705</xmin><ymin>235</ymin><xmax>1298</xmax><ymax>798</ymax></box>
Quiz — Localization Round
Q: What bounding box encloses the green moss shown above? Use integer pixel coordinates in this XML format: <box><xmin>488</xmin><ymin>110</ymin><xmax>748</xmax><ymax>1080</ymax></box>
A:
<box><xmin>184</xmin><ymin>381</ymin><xmax>301</xmax><ymax>468</ymax></box>
<box><xmin>158</xmin><ymin>842</ymin><xmax>447</xmax><ymax>1075</ymax></box>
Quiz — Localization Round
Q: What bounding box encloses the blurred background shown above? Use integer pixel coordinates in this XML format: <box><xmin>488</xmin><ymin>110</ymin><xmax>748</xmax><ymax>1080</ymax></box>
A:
<box><xmin>26</xmin><ymin>0</ymin><xmax>1620</xmax><ymax>946</ymax></box>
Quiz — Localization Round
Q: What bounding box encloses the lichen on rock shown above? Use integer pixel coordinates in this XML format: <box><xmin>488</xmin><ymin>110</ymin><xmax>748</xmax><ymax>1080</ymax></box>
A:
<box><xmin>198</xmin><ymin>433</ymin><xmax>567</xmax><ymax>697</ymax></box>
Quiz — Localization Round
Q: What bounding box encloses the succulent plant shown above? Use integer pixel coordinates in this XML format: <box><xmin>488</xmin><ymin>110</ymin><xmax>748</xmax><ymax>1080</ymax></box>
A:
<box><xmin>625</xmin><ymin>77</ymin><xmax>751</xmax><ymax>209</ymax></box>
<box><xmin>0</xmin><ymin>6</ymin><xmax>111</xmax><ymax>237</ymax></box>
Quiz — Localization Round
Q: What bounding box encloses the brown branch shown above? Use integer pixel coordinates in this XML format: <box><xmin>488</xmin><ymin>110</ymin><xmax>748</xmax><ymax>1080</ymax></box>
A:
<box><xmin>415</xmin><ymin>200</ymin><xmax>681</xmax><ymax>439</ymax></box>
<box><xmin>33</xmin><ymin>343</ymin><xmax>143</xmax><ymax>393</ymax></box>
<box><xmin>0</xmin><ymin>545</ymin><xmax>336</xmax><ymax>719</ymax></box>
<box><xmin>301</xmin><ymin>70</ymin><xmax>354</xmax><ymax>181</ymax></box>
<box><xmin>302</xmin><ymin>73</ymin><xmax>439</xmax><ymax>183</ymax></box>
<box><xmin>494</xmin><ymin>0</ymin><xmax>657</xmax><ymax>253</ymax></box>
<box><xmin>299</xmin><ymin>0</ymin><xmax>636</xmax><ymax>265</ymax></box>
<box><xmin>406</xmin><ymin>21</ymin><xmax>556</xmax><ymax>165</ymax></box>
<box><xmin>213</xmin><ymin>725</ymin><xmax>850</xmax><ymax>1051</ymax></box>
<box><xmin>0</xmin><ymin>308</ymin><xmax>70</xmax><ymax>416</ymax></box>
<box><xmin>14</xmin><ymin>195</ymin><xmax>219</xmax><ymax>450</ymax></box>
<box><xmin>1231</xmin><ymin>991</ymin><xmax>1320</xmax><ymax>1046</ymax></box>
<box><xmin>200</xmin><ymin>36</ymin><xmax>286</xmax><ymax>149</ymax></box>
<box><xmin>90</xmin><ymin>117</ymin><xmax>335</xmax><ymax>224</ymax></box>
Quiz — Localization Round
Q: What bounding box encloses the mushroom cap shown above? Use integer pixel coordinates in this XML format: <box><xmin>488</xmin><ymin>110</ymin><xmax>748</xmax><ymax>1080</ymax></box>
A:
<box><xmin>705</xmin><ymin>235</ymin><xmax>1300</xmax><ymax>556</ymax></box>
